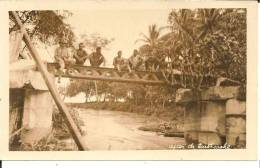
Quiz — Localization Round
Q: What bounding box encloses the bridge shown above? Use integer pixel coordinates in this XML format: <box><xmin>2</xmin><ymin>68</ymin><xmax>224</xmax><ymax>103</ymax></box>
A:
<box><xmin>47</xmin><ymin>63</ymin><xmax>219</xmax><ymax>88</ymax></box>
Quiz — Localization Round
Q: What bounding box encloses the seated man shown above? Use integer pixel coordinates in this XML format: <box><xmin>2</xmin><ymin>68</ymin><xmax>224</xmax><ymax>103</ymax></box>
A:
<box><xmin>54</xmin><ymin>39</ymin><xmax>75</xmax><ymax>73</ymax></box>
<box><xmin>89</xmin><ymin>47</ymin><xmax>106</xmax><ymax>67</ymax></box>
<box><xmin>144</xmin><ymin>49</ymin><xmax>161</xmax><ymax>71</ymax></box>
<box><xmin>74</xmin><ymin>43</ymin><xmax>88</xmax><ymax>65</ymax></box>
<box><xmin>113</xmin><ymin>50</ymin><xmax>131</xmax><ymax>72</ymax></box>
<box><xmin>129</xmin><ymin>49</ymin><xmax>143</xmax><ymax>71</ymax></box>
<box><xmin>54</xmin><ymin>39</ymin><xmax>76</xmax><ymax>83</ymax></box>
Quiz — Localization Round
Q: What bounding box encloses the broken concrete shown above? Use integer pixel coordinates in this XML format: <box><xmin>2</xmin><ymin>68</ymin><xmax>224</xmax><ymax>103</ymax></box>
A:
<box><xmin>198</xmin><ymin>132</ymin><xmax>223</xmax><ymax>145</ymax></box>
<box><xmin>9</xmin><ymin>30</ymin><xmax>24</xmax><ymax>63</ymax></box>
<box><xmin>226</xmin><ymin>99</ymin><xmax>246</xmax><ymax>115</ymax></box>
<box><xmin>175</xmin><ymin>89</ymin><xmax>198</xmax><ymax>103</ymax></box>
<box><xmin>21</xmin><ymin>90</ymin><xmax>53</xmax><ymax>143</ymax></box>
<box><xmin>10</xmin><ymin>60</ymin><xmax>54</xmax><ymax>145</ymax></box>
<box><xmin>200</xmin><ymin>101</ymin><xmax>226</xmax><ymax>136</ymax></box>
<box><xmin>176</xmin><ymin>86</ymin><xmax>246</xmax><ymax>147</ymax></box>
<box><xmin>201</xmin><ymin>86</ymin><xmax>241</xmax><ymax>101</ymax></box>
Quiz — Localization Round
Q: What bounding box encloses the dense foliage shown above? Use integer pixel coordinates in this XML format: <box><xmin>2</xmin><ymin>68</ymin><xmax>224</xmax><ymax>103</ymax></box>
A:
<box><xmin>141</xmin><ymin>9</ymin><xmax>246</xmax><ymax>84</ymax></box>
<box><xmin>9</xmin><ymin>10</ymin><xmax>75</xmax><ymax>46</ymax></box>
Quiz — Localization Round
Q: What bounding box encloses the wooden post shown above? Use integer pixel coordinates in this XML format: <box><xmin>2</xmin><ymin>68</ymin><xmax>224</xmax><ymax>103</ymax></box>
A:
<box><xmin>94</xmin><ymin>80</ymin><xmax>99</xmax><ymax>102</ymax></box>
<box><xmin>10</xmin><ymin>11</ymin><xmax>88</xmax><ymax>150</ymax></box>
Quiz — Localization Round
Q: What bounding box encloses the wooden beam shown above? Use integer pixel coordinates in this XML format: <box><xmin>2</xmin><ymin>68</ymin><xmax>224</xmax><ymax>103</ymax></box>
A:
<box><xmin>10</xmin><ymin>11</ymin><xmax>88</xmax><ymax>151</ymax></box>
<box><xmin>47</xmin><ymin>63</ymin><xmax>166</xmax><ymax>78</ymax></box>
<box><xmin>47</xmin><ymin>63</ymin><xmax>169</xmax><ymax>85</ymax></box>
<box><xmin>47</xmin><ymin>63</ymin><xmax>222</xmax><ymax>87</ymax></box>
<box><xmin>57</xmin><ymin>73</ymin><xmax>167</xmax><ymax>85</ymax></box>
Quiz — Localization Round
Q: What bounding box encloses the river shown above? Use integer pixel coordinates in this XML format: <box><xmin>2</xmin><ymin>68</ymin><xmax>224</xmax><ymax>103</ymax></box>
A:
<box><xmin>72</xmin><ymin>108</ymin><xmax>185</xmax><ymax>150</ymax></box>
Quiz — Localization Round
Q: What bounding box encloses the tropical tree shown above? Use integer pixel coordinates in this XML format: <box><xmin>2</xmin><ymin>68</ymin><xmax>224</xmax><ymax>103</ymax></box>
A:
<box><xmin>66</xmin><ymin>80</ymin><xmax>111</xmax><ymax>102</ymax></box>
<box><xmin>157</xmin><ymin>8</ymin><xmax>246</xmax><ymax>88</ymax></box>
<box><xmin>66</xmin><ymin>34</ymin><xmax>114</xmax><ymax>102</ymax></box>
<box><xmin>196</xmin><ymin>9</ymin><xmax>223</xmax><ymax>39</ymax></box>
<box><xmin>79</xmin><ymin>33</ymin><xmax>114</xmax><ymax>51</ymax></box>
<box><xmin>9</xmin><ymin>10</ymin><xmax>75</xmax><ymax>46</ymax></box>
<box><xmin>136</xmin><ymin>24</ymin><xmax>164</xmax><ymax>48</ymax></box>
<box><xmin>136</xmin><ymin>24</ymin><xmax>166</xmax><ymax>57</ymax></box>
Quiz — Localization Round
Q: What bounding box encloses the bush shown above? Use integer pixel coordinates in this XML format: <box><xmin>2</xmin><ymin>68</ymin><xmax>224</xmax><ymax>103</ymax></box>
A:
<box><xmin>52</xmin><ymin>107</ymin><xmax>86</xmax><ymax>139</ymax></box>
<box><xmin>18</xmin><ymin>133</ymin><xmax>68</xmax><ymax>151</ymax></box>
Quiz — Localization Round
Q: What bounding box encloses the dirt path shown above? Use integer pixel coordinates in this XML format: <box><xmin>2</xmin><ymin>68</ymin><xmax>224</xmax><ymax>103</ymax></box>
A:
<box><xmin>77</xmin><ymin>108</ymin><xmax>184</xmax><ymax>150</ymax></box>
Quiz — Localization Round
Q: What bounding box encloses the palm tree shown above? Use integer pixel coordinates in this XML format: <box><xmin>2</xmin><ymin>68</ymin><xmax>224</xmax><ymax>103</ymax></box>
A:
<box><xmin>167</xmin><ymin>9</ymin><xmax>205</xmax><ymax>88</ymax></box>
<box><xmin>168</xmin><ymin>9</ymin><xmax>196</xmax><ymax>42</ymax></box>
<box><xmin>196</xmin><ymin>9</ymin><xmax>222</xmax><ymax>40</ymax></box>
<box><xmin>136</xmin><ymin>24</ymin><xmax>165</xmax><ymax>49</ymax></box>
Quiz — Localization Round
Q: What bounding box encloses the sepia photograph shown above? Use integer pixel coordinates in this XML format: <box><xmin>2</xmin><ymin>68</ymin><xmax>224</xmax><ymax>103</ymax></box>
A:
<box><xmin>0</xmin><ymin>0</ymin><xmax>256</xmax><ymax>160</ymax></box>
<box><xmin>8</xmin><ymin>7</ymin><xmax>248</xmax><ymax>151</ymax></box>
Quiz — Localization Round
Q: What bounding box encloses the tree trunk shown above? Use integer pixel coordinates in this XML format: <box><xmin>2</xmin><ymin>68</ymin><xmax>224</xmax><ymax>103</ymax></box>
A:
<box><xmin>94</xmin><ymin>81</ymin><xmax>99</xmax><ymax>102</ymax></box>
<box><xmin>162</xmin><ymin>100</ymin><xmax>165</xmax><ymax>109</ymax></box>
<box><xmin>102</xmin><ymin>92</ymin><xmax>107</xmax><ymax>102</ymax></box>
<box><xmin>85</xmin><ymin>94</ymin><xmax>89</xmax><ymax>103</ymax></box>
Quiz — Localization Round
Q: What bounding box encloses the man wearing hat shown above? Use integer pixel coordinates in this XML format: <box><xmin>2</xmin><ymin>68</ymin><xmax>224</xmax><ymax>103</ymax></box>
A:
<box><xmin>54</xmin><ymin>38</ymin><xmax>75</xmax><ymax>73</ymax></box>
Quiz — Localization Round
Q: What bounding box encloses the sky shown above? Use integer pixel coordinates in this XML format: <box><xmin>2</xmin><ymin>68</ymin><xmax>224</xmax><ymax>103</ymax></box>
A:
<box><xmin>65</xmin><ymin>9</ymin><xmax>171</xmax><ymax>67</ymax></box>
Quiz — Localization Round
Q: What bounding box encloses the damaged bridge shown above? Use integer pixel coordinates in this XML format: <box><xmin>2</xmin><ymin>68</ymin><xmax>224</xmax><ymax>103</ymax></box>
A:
<box><xmin>9</xmin><ymin>11</ymin><xmax>246</xmax><ymax>151</ymax></box>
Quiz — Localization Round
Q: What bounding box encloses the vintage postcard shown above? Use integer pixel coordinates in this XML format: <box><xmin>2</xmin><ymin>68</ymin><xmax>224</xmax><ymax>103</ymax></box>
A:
<box><xmin>0</xmin><ymin>0</ymin><xmax>258</xmax><ymax>160</ymax></box>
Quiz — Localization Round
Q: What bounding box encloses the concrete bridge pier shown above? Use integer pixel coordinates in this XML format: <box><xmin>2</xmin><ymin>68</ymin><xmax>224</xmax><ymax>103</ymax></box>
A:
<box><xmin>21</xmin><ymin>87</ymin><xmax>54</xmax><ymax>144</ymax></box>
<box><xmin>176</xmin><ymin>86</ymin><xmax>246</xmax><ymax>148</ymax></box>
<box><xmin>9</xmin><ymin>61</ymin><xmax>55</xmax><ymax>146</ymax></box>
<box><xmin>9</xmin><ymin>30</ymin><xmax>55</xmax><ymax>147</ymax></box>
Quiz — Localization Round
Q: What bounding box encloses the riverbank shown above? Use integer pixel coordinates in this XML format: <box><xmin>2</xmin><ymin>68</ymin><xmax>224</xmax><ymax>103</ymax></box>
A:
<box><xmin>67</xmin><ymin>102</ymin><xmax>184</xmax><ymax>138</ymax></box>
<box><xmin>77</xmin><ymin>108</ymin><xmax>185</xmax><ymax>150</ymax></box>
<box><xmin>15</xmin><ymin>103</ymin><xmax>184</xmax><ymax>151</ymax></box>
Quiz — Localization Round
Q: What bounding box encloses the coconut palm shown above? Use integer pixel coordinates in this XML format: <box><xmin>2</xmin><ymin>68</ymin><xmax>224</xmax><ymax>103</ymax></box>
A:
<box><xmin>136</xmin><ymin>24</ymin><xmax>165</xmax><ymax>49</ymax></box>
<box><xmin>195</xmin><ymin>9</ymin><xmax>222</xmax><ymax>40</ymax></box>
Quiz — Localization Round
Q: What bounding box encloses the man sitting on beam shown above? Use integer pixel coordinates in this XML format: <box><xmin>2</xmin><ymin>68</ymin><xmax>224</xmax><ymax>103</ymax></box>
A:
<box><xmin>113</xmin><ymin>50</ymin><xmax>132</xmax><ymax>72</ymax></box>
<box><xmin>54</xmin><ymin>38</ymin><xmax>76</xmax><ymax>82</ymax></box>
<box><xmin>74</xmin><ymin>43</ymin><xmax>88</xmax><ymax>65</ymax></box>
<box><xmin>89</xmin><ymin>47</ymin><xmax>106</xmax><ymax>67</ymax></box>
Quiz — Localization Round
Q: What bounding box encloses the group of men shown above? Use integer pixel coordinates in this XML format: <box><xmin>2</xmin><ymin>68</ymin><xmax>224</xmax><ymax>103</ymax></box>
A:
<box><xmin>54</xmin><ymin>39</ymin><xmax>106</xmax><ymax>74</ymax></box>
<box><xmin>54</xmin><ymin>39</ymin><xmax>162</xmax><ymax>75</ymax></box>
<box><xmin>113</xmin><ymin>49</ymin><xmax>144</xmax><ymax>72</ymax></box>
